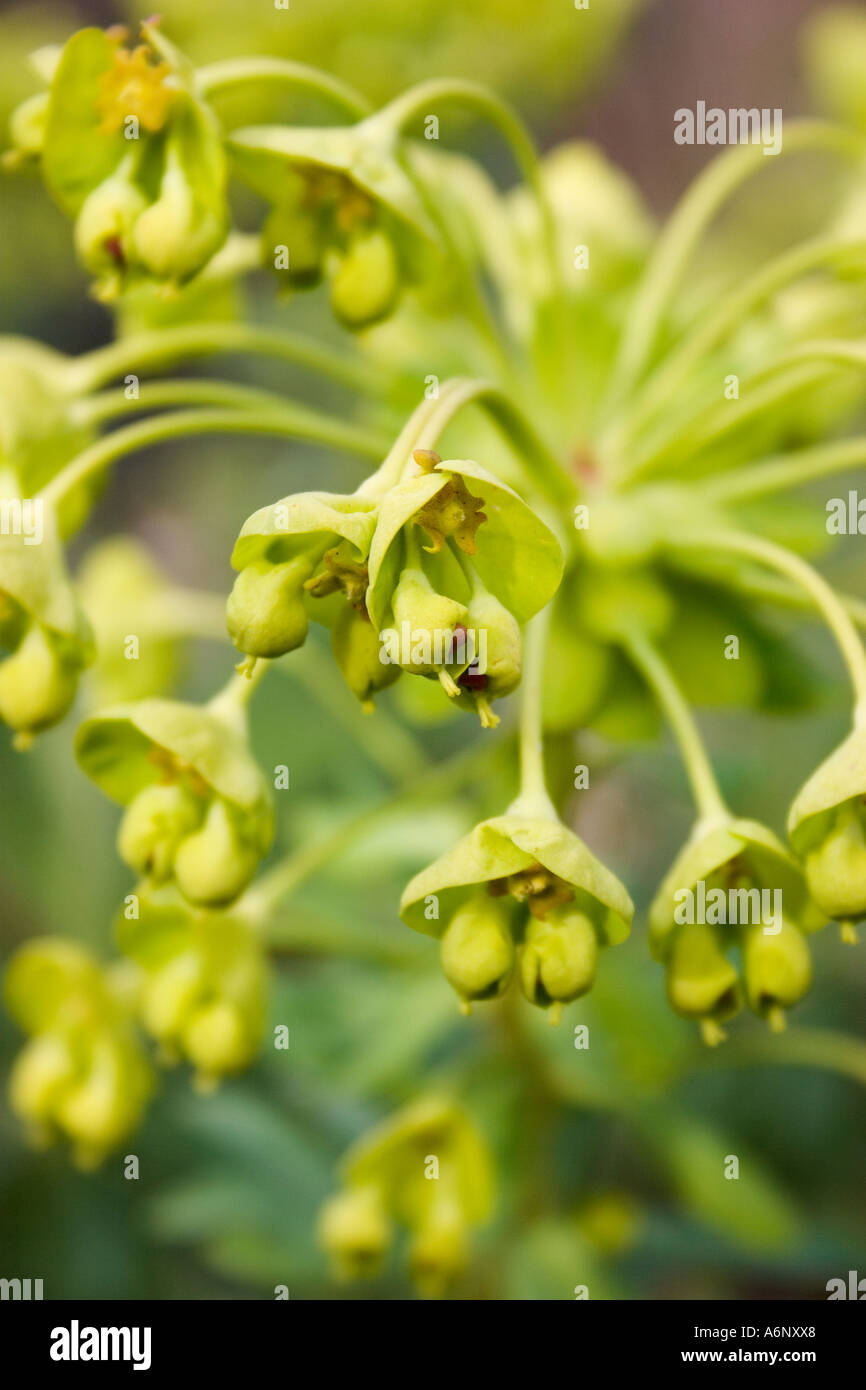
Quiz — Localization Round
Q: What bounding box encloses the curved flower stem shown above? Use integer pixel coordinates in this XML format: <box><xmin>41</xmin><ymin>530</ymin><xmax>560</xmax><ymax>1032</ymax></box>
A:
<box><xmin>674</xmin><ymin>528</ymin><xmax>866</xmax><ymax>711</ymax></box>
<box><xmin>622</xmin><ymin>629</ymin><xmax>729</xmax><ymax>823</ymax></box>
<box><xmin>507</xmin><ymin>606</ymin><xmax>558</xmax><ymax>822</ymax></box>
<box><xmin>65</xmin><ymin>322</ymin><xmax>381</xmax><ymax>398</ymax></box>
<box><xmin>694</xmin><ymin>1026</ymin><xmax>866</xmax><ymax>1088</ymax></box>
<box><xmin>375</xmin><ymin>79</ymin><xmax>559</xmax><ymax>300</ymax></box>
<box><xmin>40</xmin><ymin>407</ymin><xmax>387</xmax><ymax>508</ymax></box>
<box><xmin>365</xmin><ymin>376</ymin><xmax>571</xmax><ymax>506</ymax></box>
<box><xmin>195</xmin><ymin>57</ymin><xmax>372</xmax><ymax>119</ymax></box>
<box><xmin>625</xmin><ymin>341</ymin><xmax>866</xmax><ymax>480</ymax></box>
<box><xmin>699</xmin><ymin>435</ymin><xmax>866</xmax><ymax>504</ymax></box>
<box><xmin>603</xmin><ymin>121</ymin><xmax>866</xmax><ymax>417</ymax></box>
<box><xmin>692</xmin><ymin>564</ymin><xmax>866</xmax><ymax>634</ymax></box>
<box><xmin>71</xmin><ymin>378</ymin><xmax>332</xmax><ymax>428</ymax></box>
<box><xmin>611</xmin><ymin>236</ymin><xmax>866</xmax><ymax>478</ymax></box>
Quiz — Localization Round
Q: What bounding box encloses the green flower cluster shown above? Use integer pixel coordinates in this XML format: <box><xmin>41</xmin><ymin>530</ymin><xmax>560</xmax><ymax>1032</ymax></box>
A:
<box><xmin>318</xmin><ymin>1096</ymin><xmax>493</xmax><ymax>1297</ymax></box>
<box><xmin>402</xmin><ymin>808</ymin><xmax>633</xmax><ymax>1018</ymax></box>
<box><xmin>9</xmin><ymin>23</ymin><xmax>229</xmax><ymax>299</ymax></box>
<box><xmin>0</xmin><ymin>488</ymin><xmax>92</xmax><ymax>746</ymax></box>
<box><xmin>650</xmin><ymin>818</ymin><xmax>825</xmax><ymax>1045</ymax></box>
<box><xmin>75</xmin><ymin>689</ymin><xmax>273</xmax><ymax>908</ymax></box>
<box><xmin>4</xmin><ymin>940</ymin><xmax>153</xmax><ymax>1168</ymax></box>
<box><xmin>227</xmin><ymin>446</ymin><xmax>563</xmax><ymax>727</ymax></box>
<box><xmin>116</xmin><ymin>888</ymin><xmax>267</xmax><ymax>1092</ymax></box>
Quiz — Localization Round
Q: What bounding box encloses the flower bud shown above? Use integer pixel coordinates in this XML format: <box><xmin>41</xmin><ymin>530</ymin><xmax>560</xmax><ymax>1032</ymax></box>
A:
<box><xmin>182</xmin><ymin>1001</ymin><xmax>250</xmax><ymax>1090</ymax></box>
<box><xmin>318</xmin><ymin>1183</ymin><xmax>392</xmax><ymax>1280</ymax></box>
<box><xmin>73</xmin><ymin>162</ymin><xmax>148</xmax><ymax>280</ymax></box>
<box><xmin>740</xmin><ymin>917</ymin><xmax>813</xmax><ymax>1029</ymax></box>
<box><xmin>330</xmin><ymin>226</ymin><xmax>400</xmax><ymax>329</ymax></box>
<box><xmin>54</xmin><ymin>1036</ymin><xmax>150</xmax><ymax>1170</ymax></box>
<box><xmin>408</xmin><ymin>1190</ymin><xmax>467</xmax><ymax>1299</ymax></box>
<box><xmin>0</xmin><ymin>622</ymin><xmax>78</xmax><ymax>738</ymax></box>
<box><xmin>331</xmin><ymin>604</ymin><xmax>400</xmax><ymax>710</ymax></box>
<box><xmin>665</xmin><ymin>921</ymin><xmax>742</xmax><ymax>1043</ymax></box>
<box><xmin>262</xmin><ymin>202</ymin><xmax>324</xmax><ymax>288</ymax></box>
<box><xmin>132</xmin><ymin>148</ymin><xmax>224</xmax><ymax>283</ymax></box>
<box><xmin>7</xmin><ymin>92</ymin><xmax>49</xmax><ymax>163</ymax></box>
<box><xmin>440</xmin><ymin>892</ymin><xmax>515</xmax><ymax>1007</ymax></box>
<box><xmin>519</xmin><ymin>904</ymin><xmax>598</xmax><ymax>1015</ymax></box>
<box><xmin>173</xmin><ymin>797</ymin><xmax>260</xmax><ymax>907</ymax></box>
<box><xmin>803</xmin><ymin>801</ymin><xmax>866</xmax><ymax>919</ymax></box>
<box><xmin>140</xmin><ymin>951</ymin><xmax>203</xmax><ymax>1042</ymax></box>
<box><xmin>226</xmin><ymin>556</ymin><xmax>313</xmax><ymax>658</ymax></box>
<box><xmin>8</xmin><ymin>1033</ymin><xmax>78</xmax><ymax>1129</ymax></box>
<box><xmin>390</xmin><ymin>566</ymin><xmax>468</xmax><ymax>679</ymax></box>
<box><xmin>117</xmin><ymin>782</ymin><xmax>203</xmax><ymax>881</ymax></box>
<box><xmin>455</xmin><ymin>589</ymin><xmax>522</xmax><ymax>727</ymax></box>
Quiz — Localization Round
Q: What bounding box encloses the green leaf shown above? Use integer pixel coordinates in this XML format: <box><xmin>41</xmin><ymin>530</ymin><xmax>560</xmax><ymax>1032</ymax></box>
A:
<box><xmin>647</xmin><ymin>1111</ymin><xmax>801</xmax><ymax>1252</ymax></box>
<box><xmin>75</xmin><ymin>696</ymin><xmax>271</xmax><ymax>820</ymax></box>
<box><xmin>231</xmin><ymin>491</ymin><xmax>378</xmax><ymax>571</ymax></box>
<box><xmin>42</xmin><ymin>28</ymin><xmax>125</xmax><ymax>215</ymax></box>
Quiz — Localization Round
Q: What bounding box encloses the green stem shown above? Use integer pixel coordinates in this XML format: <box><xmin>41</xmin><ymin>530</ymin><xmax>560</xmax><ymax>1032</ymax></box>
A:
<box><xmin>65</xmin><ymin>322</ymin><xmax>380</xmax><ymax>397</ymax></box>
<box><xmin>603</xmin><ymin>121</ymin><xmax>866</xmax><ymax>415</ymax></box>
<box><xmin>363</xmin><ymin>376</ymin><xmax>570</xmax><ymax>506</ymax></box>
<box><xmin>195</xmin><ymin>57</ymin><xmax>372</xmax><ymax>119</ymax></box>
<box><xmin>699</xmin><ymin>435</ymin><xmax>866</xmax><ymax>503</ymax></box>
<box><xmin>674</xmin><ymin>528</ymin><xmax>866</xmax><ymax>710</ymax></box>
<box><xmin>693</xmin><ymin>565</ymin><xmax>866</xmax><ymax>634</ymax></box>
<box><xmin>695</xmin><ymin>1026</ymin><xmax>866</xmax><ymax>1088</ymax></box>
<box><xmin>613</xmin><ymin>236</ymin><xmax>866</xmax><ymax>475</ymax></box>
<box><xmin>507</xmin><ymin>607</ymin><xmax>557</xmax><ymax>821</ymax></box>
<box><xmin>622</xmin><ymin>628</ymin><xmax>729</xmax><ymax>822</ymax></box>
<box><xmin>71</xmin><ymin>378</ymin><xmax>330</xmax><ymax>428</ymax></box>
<box><xmin>376</xmin><ymin>79</ymin><xmax>559</xmax><ymax>299</ymax></box>
<box><xmin>626</xmin><ymin>340</ymin><xmax>866</xmax><ymax>479</ymax></box>
<box><xmin>40</xmin><ymin>407</ymin><xmax>386</xmax><ymax>508</ymax></box>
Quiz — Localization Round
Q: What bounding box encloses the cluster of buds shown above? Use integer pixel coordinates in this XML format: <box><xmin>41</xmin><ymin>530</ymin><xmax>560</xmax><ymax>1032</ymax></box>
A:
<box><xmin>788</xmin><ymin>722</ymin><xmax>866</xmax><ymax>932</ymax></box>
<box><xmin>401</xmin><ymin>807</ymin><xmax>633</xmax><ymax>1019</ymax></box>
<box><xmin>4</xmin><ymin>939</ymin><xmax>153</xmax><ymax>1168</ymax></box>
<box><xmin>9</xmin><ymin>23</ymin><xmax>228</xmax><ymax>299</ymax></box>
<box><xmin>651</xmin><ymin>818</ymin><xmax>825</xmax><ymax>1045</ymax></box>
<box><xmin>116</xmin><ymin>887</ymin><xmax>266</xmax><ymax>1092</ymax></box>
<box><xmin>227</xmin><ymin>446</ymin><xmax>562</xmax><ymax>727</ymax></box>
<box><xmin>0</xmin><ymin>487</ymin><xmax>93</xmax><ymax>746</ymax></box>
<box><xmin>74</xmin><ymin>689</ymin><xmax>273</xmax><ymax>908</ymax></box>
<box><xmin>228</xmin><ymin>116</ymin><xmax>439</xmax><ymax>330</ymax></box>
<box><xmin>318</xmin><ymin>1097</ymin><xmax>493</xmax><ymax>1297</ymax></box>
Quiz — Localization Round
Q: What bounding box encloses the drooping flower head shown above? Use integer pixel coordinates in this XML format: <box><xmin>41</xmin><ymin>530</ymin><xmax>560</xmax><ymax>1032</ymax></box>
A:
<box><xmin>401</xmin><ymin>810</ymin><xmax>632</xmax><ymax>1019</ymax></box>
<box><xmin>4</xmin><ymin>938</ymin><xmax>153</xmax><ymax>1168</ymax></box>
<box><xmin>650</xmin><ymin>817</ymin><xmax>825</xmax><ymax>1043</ymax></box>
<box><xmin>318</xmin><ymin>1096</ymin><xmax>494</xmax><ymax>1297</ymax></box>
<box><xmin>75</xmin><ymin>690</ymin><xmax>273</xmax><ymax>907</ymax></box>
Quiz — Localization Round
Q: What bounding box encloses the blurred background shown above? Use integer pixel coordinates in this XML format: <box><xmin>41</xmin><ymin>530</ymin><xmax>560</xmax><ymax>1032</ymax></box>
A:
<box><xmin>1</xmin><ymin>0</ymin><xmax>866</xmax><ymax>1300</ymax></box>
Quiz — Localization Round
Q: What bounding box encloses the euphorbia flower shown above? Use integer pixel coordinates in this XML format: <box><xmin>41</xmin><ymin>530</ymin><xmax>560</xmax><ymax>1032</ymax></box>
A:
<box><xmin>228</xmin><ymin>115</ymin><xmax>439</xmax><ymax>328</ymax></box>
<box><xmin>318</xmin><ymin>1096</ymin><xmax>493</xmax><ymax>1298</ymax></box>
<box><xmin>3</xmin><ymin>939</ymin><xmax>153</xmax><ymax>1168</ymax></box>
<box><xmin>116</xmin><ymin>886</ymin><xmax>267</xmax><ymax>1091</ymax></box>
<box><xmin>0</xmin><ymin>485</ymin><xmax>93</xmax><ymax>746</ymax></box>
<box><xmin>650</xmin><ymin>817</ymin><xmax>825</xmax><ymax>1043</ymax></box>
<box><xmin>75</xmin><ymin>688</ymin><xmax>273</xmax><ymax>907</ymax></box>
<box><xmin>401</xmin><ymin>808</ymin><xmax>632</xmax><ymax>1019</ymax></box>
<box><xmin>31</xmin><ymin>23</ymin><xmax>228</xmax><ymax>297</ymax></box>
<box><xmin>788</xmin><ymin>725</ymin><xmax>866</xmax><ymax>923</ymax></box>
